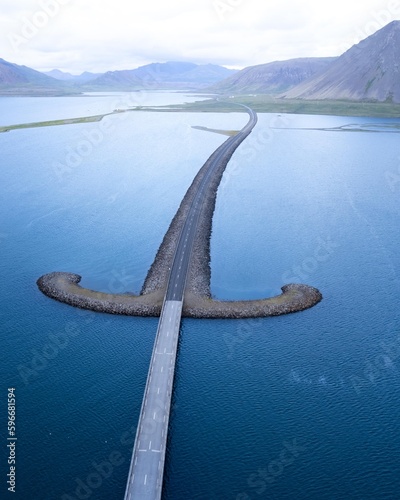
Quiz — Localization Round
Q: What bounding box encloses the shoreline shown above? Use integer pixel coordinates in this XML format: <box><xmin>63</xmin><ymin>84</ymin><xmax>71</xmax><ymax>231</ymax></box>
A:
<box><xmin>2</xmin><ymin>96</ymin><xmax>400</xmax><ymax>135</ymax></box>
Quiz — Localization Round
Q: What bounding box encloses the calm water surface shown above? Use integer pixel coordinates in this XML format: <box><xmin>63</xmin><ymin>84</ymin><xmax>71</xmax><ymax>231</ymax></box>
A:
<box><xmin>1</xmin><ymin>94</ymin><xmax>400</xmax><ymax>499</ymax></box>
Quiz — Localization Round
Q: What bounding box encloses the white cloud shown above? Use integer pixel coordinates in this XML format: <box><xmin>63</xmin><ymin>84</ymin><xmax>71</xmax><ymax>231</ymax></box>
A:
<box><xmin>0</xmin><ymin>0</ymin><xmax>398</xmax><ymax>73</ymax></box>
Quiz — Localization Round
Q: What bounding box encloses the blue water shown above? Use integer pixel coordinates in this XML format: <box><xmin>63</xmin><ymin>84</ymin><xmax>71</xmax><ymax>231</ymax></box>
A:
<box><xmin>1</xmin><ymin>95</ymin><xmax>400</xmax><ymax>499</ymax></box>
<box><xmin>0</xmin><ymin>91</ymin><xmax>207</xmax><ymax>126</ymax></box>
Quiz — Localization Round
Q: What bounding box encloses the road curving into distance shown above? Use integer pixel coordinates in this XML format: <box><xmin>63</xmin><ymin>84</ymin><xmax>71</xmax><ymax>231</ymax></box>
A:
<box><xmin>37</xmin><ymin>104</ymin><xmax>322</xmax><ymax>318</ymax></box>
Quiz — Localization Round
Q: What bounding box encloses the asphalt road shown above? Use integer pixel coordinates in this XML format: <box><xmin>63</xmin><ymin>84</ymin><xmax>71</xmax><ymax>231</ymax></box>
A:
<box><xmin>124</xmin><ymin>105</ymin><xmax>257</xmax><ymax>500</ymax></box>
<box><xmin>124</xmin><ymin>299</ymin><xmax>182</xmax><ymax>500</ymax></box>
<box><xmin>166</xmin><ymin>105</ymin><xmax>258</xmax><ymax>302</ymax></box>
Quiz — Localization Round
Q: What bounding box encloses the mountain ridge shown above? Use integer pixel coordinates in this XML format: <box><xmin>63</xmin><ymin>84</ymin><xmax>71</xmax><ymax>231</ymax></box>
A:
<box><xmin>206</xmin><ymin>57</ymin><xmax>337</xmax><ymax>94</ymax></box>
<box><xmin>281</xmin><ymin>20</ymin><xmax>400</xmax><ymax>102</ymax></box>
<box><xmin>0</xmin><ymin>58</ymin><xmax>62</xmax><ymax>87</ymax></box>
<box><xmin>85</xmin><ymin>61</ymin><xmax>237</xmax><ymax>90</ymax></box>
<box><xmin>1</xmin><ymin>21</ymin><xmax>399</xmax><ymax>100</ymax></box>
<box><xmin>44</xmin><ymin>69</ymin><xmax>102</xmax><ymax>83</ymax></box>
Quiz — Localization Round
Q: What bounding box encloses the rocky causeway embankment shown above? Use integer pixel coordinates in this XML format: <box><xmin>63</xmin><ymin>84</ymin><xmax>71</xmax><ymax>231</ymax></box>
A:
<box><xmin>37</xmin><ymin>108</ymin><xmax>322</xmax><ymax>318</ymax></box>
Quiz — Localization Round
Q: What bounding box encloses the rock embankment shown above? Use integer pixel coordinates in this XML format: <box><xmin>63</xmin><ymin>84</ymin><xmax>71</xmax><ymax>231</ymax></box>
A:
<box><xmin>37</xmin><ymin>107</ymin><xmax>323</xmax><ymax>318</ymax></box>
<box><xmin>37</xmin><ymin>273</ymin><xmax>322</xmax><ymax>318</ymax></box>
<box><xmin>37</xmin><ymin>272</ymin><xmax>164</xmax><ymax>316</ymax></box>
<box><xmin>183</xmin><ymin>285</ymin><xmax>322</xmax><ymax>319</ymax></box>
<box><xmin>140</xmin><ymin>143</ymin><xmax>215</xmax><ymax>296</ymax></box>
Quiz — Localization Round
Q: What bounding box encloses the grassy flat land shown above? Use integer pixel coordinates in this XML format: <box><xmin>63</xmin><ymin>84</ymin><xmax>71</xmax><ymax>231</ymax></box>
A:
<box><xmin>157</xmin><ymin>95</ymin><xmax>400</xmax><ymax>118</ymax></box>
<box><xmin>0</xmin><ymin>112</ymin><xmax>121</xmax><ymax>133</ymax></box>
<box><xmin>2</xmin><ymin>95</ymin><xmax>399</xmax><ymax>134</ymax></box>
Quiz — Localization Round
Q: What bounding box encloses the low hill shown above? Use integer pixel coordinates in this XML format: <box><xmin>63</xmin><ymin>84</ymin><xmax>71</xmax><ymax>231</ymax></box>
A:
<box><xmin>282</xmin><ymin>20</ymin><xmax>400</xmax><ymax>103</ymax></box>
<box><xmin>207</xmin><ymin>57</ymin><xmax>336</xmax><ymax>94</ymax></box>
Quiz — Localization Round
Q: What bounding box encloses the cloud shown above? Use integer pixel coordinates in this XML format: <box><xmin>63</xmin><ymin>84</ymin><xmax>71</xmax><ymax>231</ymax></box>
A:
<box><xmin>0</xmin><ymin>0</ymin><xmax>398</xmax><ymax>73</ymax></box>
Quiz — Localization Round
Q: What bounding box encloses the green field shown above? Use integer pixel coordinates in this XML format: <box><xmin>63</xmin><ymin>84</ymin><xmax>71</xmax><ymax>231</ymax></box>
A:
<box><xmin>2</xmin><ymin>94</ymin><xmax>399</xmax><ymax>134</ymax></box>
<box><xmin>0</xmin><ymin>111</ymin><xmax>127</xmax><ymax>133</ymax></box>
<box><xmin>156</xmin><ymin>95</ymin><xmax>400</xmax><ymax>118</ymax></box>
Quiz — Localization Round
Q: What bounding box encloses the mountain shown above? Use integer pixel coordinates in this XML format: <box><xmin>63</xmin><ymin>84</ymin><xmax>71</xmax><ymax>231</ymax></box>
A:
<box><xmin>87</xmin><ymin>69</ymin><xmax>142</xmax><ymax>89</ymax></box>
<box><xmin>44</xmin><ymin>69</ymin><xmax>75</xmax><ymax>80</ymax></box>
<box><xmin>0</xmin><ymin>58</ymin><xmax>74</xmax><ymax>95</ymax></box>
<box><xmin>0</xmin><ymin>58</ymin><xmax>63</xmax><ymax>89</ymax></box>
<box><xmin>207</xmin><ymin>57</ymin><xmax>336</xmax><ymax>94</ymax></box>
<box><xmin>44</xmin><ymin>69</ymin><xmax>103</xmax><ymax>83</ymax></box>
<box><xmin>0</xmin><ymin>59</ymin><xmax>235</xmax><ymax>94</ymax></box>
<box><xmin>74</xmin><ymin>71</ymin><xmax>103</xmax><ymax>83</ymax></box>
<box><xmin>86</xmin><ymin>61</ymin><xmax>237</xmax><ymax>90</ymax></box>
<box><xmin>282</xmin><ymin>20</ymin><xmax>400</xmax><ymax>103</ymax></box>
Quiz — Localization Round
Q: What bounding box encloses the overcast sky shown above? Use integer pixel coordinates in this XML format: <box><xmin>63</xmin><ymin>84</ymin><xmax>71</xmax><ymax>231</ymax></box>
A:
<box><xmin>1</xmin><ymin>0</ymin><xmax>399</xmax><ymax>74</ymax></box>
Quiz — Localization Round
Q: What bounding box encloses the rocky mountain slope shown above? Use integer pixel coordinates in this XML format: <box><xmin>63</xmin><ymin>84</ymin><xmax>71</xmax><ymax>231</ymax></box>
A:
<box><xmin>207</xmin><ymin>57</ymin><xmax>336</xmax><ymax>94</ymax></box>
<box><xmin>282</xmin><ymin>21</ymin><xmax>400</xmax><ymax>102</ymax></box>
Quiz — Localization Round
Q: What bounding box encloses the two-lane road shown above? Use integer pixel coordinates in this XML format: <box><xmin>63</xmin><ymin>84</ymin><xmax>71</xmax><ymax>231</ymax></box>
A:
<box><xmin>124</xmin><ymin>105</ymin><xmax>257</xmax><ymax>500</ymax></box>
<box><xmin>124</xmin><ymin>299</ymin><xmax>182</xmax><ymax>499</ymax></box>
<box><xmin>167</xmin><ymin>104</ymin><xmax>257</xmax><ymax>301</ymax></box>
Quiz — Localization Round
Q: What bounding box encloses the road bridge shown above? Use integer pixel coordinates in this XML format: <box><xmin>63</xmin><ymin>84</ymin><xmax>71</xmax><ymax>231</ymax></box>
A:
<box><xmin>123</xmin><ymin>106</ymin><xmax>257</xmax><ymax>499</ymax></box>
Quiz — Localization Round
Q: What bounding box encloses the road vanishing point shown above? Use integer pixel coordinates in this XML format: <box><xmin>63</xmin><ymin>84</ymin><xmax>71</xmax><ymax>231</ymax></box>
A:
<box><xmin>123</xmin><ymin>105</ymin><xmax>257</xmax><ymax>500</ymax></box>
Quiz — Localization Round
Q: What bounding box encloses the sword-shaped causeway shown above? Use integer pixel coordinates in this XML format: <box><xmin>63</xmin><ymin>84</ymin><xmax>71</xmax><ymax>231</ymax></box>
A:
<box><xmin>124</xmin><ymin>105</ymin><xmax>260</xmax><ymax>499</ymax></box>
<box><xmin>37</xmin><ymin>104</ymin><xmax>322</xmax><ymax>499</ymax></box>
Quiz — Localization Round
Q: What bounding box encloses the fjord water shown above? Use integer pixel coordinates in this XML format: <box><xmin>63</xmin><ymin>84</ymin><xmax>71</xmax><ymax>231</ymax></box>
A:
<box><xmin>1</xmin><ymin>94</ymin><xmax>399</xmax><ymax>499</ymax></box>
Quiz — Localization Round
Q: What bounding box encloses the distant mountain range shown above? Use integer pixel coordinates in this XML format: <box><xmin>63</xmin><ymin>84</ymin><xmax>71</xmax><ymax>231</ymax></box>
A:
<box><xmin>0</xmin><ymin>60</ymin><xmax>236</xmax><ymax>94</ymax></box>
<box><xmin>207</xmin><ymin>57</ymin><xmax>337</xmax><ymax>94</ymax></box>
<box><xmin>1</xmin><ymin>21</ymin><xmax>399</xmax><ymax>102</ymax></box>
<box><xmin>84</xmin><ymin>62</ymin><xmax>237</xmax><ymax>90</ymax></box>
<box><xmin>0</xmin><ymin>58</ymin><xmax>66</xmax><ymax>94</ymax></box>
<box><xmin>43</xmin><ymin>69</ymin><xmax>102</xmax><ymax>83</ymax></box>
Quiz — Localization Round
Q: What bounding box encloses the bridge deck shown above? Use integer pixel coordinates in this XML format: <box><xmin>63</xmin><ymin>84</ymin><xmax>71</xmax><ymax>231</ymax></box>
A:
<box><xmin>124</xmin><ymin>106</ymin><xmax>257</xmax><ymax>499</ymax></box>
<box><xmin>124</xmin><ymin>300</ymin><xmax>183</xmax><ymax>500</ymax></box>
